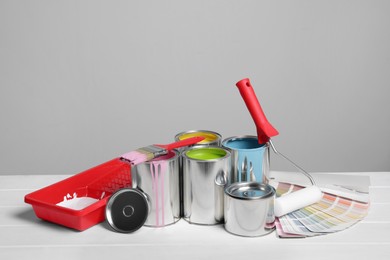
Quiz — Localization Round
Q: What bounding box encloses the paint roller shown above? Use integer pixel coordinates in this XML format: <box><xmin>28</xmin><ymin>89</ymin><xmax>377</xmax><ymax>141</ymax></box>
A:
<box><xmin>235</xmin><ymin>78</ymin><xmax>322</xmax><ymax>217</ymax></box>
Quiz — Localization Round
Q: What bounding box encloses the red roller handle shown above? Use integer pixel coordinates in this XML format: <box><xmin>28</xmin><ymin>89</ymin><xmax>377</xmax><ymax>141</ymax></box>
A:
<box><xmin>236</xmin><ymin>78</ymin><xmax>279</xmax><ymax>144</ymax></box>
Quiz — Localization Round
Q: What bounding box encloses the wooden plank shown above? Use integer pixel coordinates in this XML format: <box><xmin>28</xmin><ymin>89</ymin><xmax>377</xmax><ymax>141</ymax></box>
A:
<box><xmin>310</xmin><ymin>171</ymin><xmax>390</xmax><ymax>187</ymax></box>
<box><xmin>0</xmin><ymin>190</ymin><xmax>33</xmax><ymax>207</ymax></box>
<box><xmin>370</xmin><ymin>187</ymin><xmax>390</xmax><ymax>203</ymax></box>
<box><xmin>1</xmin><ymin>244</ymin><xmax>390</xmax><ymax>260</ymax></box>
<box><xmin>3</xmin><ymin>177</ymin><xmax>390</xmax><ymax>208</ymax></box>
<box><xmin>0</xmin><ymin>173</ymin><xmax>389</xmax><ymax>260</ymax></box>
<box><xmin>0</xmin><ymin>175</ymin><xmax>69</xmax><ymax>190</ymax></box>
<box><xmin>362</xmin><ymin>202</ymin><xmax>390</xmax><ymax>223</ymax></box>
<box><xmin>3</xmin><ymin>187</ymin><xmax>386</xmax><ymax>208</ymax></box>
<box><xmin>0</xmin><ymin>206</ymin><xmax>42</xmax><ymax>227</ymax></box>
<box><xmin>0</xmin><ymin>219</ymin><xmax>389</xmax><ymax>247</ymax></box>
<box><xmin>1</xmin><ymin>202</ymin><xmax>388</xmax><ymax>227</ymax></box>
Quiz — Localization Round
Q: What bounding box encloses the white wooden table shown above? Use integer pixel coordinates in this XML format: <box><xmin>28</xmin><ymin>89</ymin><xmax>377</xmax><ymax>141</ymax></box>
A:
<box><xmin>1</xmin><ymin>172</ymin><xmax>389</xmax><ymax>260</ymax></box>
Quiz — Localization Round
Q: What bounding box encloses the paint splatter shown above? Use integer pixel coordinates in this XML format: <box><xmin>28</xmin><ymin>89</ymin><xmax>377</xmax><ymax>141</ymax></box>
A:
<box><xmin>56</xmin><ymin>193</ymin><xmax>99</xmax><ymax>210</ymax></box>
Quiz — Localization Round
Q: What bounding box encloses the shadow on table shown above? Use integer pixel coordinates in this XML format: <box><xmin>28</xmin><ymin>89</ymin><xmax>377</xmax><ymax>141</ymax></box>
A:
<box><xmin>13</xmin><ymin>208</ymin><xmax>80</xmax><ymax>232</ymax></box>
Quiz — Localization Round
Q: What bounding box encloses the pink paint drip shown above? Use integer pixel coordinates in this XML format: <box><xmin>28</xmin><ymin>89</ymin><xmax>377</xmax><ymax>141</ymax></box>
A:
<box><xmin>150</xmin><ymin>160</ymin><xmax>167</xmax><ymax>227</ymax></box>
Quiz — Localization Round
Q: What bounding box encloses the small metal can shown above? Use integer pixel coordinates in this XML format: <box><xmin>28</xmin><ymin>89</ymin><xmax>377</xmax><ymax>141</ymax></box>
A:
<box><xmin>182</xmin><ymin>146</ymin><xmax>230</xmax><ymax>225</ymax></box>
<box><xmin>222</xmin><ymin>135</ymin><xmax>270</xmax><ymax>184</ymax></box>
<box><xmin>224</xmin><ymin>182</ymin><xmax>275</xmax><ymax>237</ymax></box>
<box><xmin>132</xmin><ymin>150</ymin><xmax>180</xmax><ymax>227</ymax></box>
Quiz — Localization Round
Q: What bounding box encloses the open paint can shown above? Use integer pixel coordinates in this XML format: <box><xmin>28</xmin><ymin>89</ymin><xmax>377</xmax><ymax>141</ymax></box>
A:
<box><xmin>175</xmin><ymin>130</ymin><xmax>222</xmax><ymax>217</ymax></box>
<box><xmin>222</xmin><ymin>135</ymin><xmax>270</xmax><ymax>184</ymax></box>
<box><xmin>182</xmin><ymin>146</ymin><xmax>230</xmax><ymax>225</ymax></box>
<box><xmin>224</xmin><ymin>182</ymin><xmax>275</xmax><ymax>237</ymax></box>
<box><xmin>175</xmin><ymin>130</ymin><xmax>222</xmax><ymax>151</ymax></box>
<box><xmin>132</xmin><ymin>150</ymin><xmax>180</xmax><ymax>227</ymax></box>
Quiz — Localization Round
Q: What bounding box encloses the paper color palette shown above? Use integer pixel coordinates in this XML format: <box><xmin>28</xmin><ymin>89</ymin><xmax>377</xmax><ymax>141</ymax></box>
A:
<box><xmin>275</xmin><ymin>182</ymin><xmax>370</xmax><ymax>238</ymax></box>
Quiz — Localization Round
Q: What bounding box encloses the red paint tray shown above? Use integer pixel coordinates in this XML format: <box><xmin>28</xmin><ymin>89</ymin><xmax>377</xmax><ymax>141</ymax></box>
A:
<box><xmin>25</xmin><ymin>158</ymin><xmax>132</xmax><ymax>231</ymax></box>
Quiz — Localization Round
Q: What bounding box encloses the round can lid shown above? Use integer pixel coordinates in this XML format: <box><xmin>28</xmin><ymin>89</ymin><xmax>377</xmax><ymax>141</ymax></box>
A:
<box><xmin>105</xmin><ymin>188</ymin><xmax>149</xmax><ymax>233</ymax></box>
<box><xmin>225</xmin><ymin>182</ymin><xmax>275</xmax><ymax>200</ymax></box>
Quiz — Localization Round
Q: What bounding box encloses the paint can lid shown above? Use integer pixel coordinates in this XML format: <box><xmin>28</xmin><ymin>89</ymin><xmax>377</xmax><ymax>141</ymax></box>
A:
<box><xmin>225</xmin><ymin>182</ymin><xmax>275</xmax><ymax>200</ymax></box>
<box><xmin>105</xmin><ymin>188</ymin><xmax>149</xmax><ymax>233</ymax></box>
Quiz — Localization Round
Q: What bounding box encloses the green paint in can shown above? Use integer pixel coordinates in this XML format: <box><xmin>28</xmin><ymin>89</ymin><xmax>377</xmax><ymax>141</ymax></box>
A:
<box><xmin>185</xmin><ymin>147</ymin><xmax>227</xmax><ymax>161</ymax></box>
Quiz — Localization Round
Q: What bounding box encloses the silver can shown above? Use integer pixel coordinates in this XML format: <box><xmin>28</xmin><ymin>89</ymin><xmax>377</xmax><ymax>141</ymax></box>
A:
<box><xmin>224</xmin><ymin>182</ymin><xmax>275</xmax><ymax>237</ymax></box>
<box><xmin>222</xmin><ymin>135</ymin><xmax>270</xmax><ymax>184</ymax></box>
<box><xmin>182</xmin><ymin>146</ymin><xmax>230</xmax><ymax>225</ymax></box>
<box><xmin>132</xmin><ymin>150</ymin><xmax>180</xmax><ymax>227</ymax></box>
<box><xmin>175</xmin><ymin>130</ymin><xmax>222</xmax><ymax>217</ymax></box>
<box><xmin>174</xmin><ymin>130</ymin><xmax>222</xmax><ymax>151</ymax></box>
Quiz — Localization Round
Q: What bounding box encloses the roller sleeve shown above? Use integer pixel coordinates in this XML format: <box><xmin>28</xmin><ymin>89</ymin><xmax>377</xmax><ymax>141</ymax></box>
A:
<box><xmin>274</xmin><ymin>186</ymin><xmax>323</xmax><ymax>217</ymax></box>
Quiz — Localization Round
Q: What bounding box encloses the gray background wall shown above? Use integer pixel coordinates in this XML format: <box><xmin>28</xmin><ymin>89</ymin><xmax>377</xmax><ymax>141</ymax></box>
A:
<box><xmin>1</xmin><ymin>0</ymin><xmax>389</xmax><ymax>175</ymax></box>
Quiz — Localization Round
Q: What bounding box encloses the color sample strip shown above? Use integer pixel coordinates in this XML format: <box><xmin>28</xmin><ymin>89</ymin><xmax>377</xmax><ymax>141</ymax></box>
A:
<box><xmin>279</xmin><ymin>214</ymin><xmax>319</xmax><ymax>237</ymax></box>
<box><xmin>275</xmin><ymin>182</ymin><xmax>370</xmax><ymax>238</ymax></box>
<box><xmin>291</xmin><ymin>207</ymin><xmax>346</xmax><ymax>233</ymax></box>
<box><xmin>275</xmin><ymin>218</ymin><xmax>305</xmax><ymax>238</ymax></box>
<box><xmin>275</xmin><ymin>182</ymin><xmax>293</xmax><ymax>197</ymax></box>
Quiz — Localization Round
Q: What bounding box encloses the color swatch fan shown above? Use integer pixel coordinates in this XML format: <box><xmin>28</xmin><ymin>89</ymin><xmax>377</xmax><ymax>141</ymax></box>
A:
<box><xmin>274</xmin><ymin>182</ymin><xmax>370</xmax><ymax>238</ymax></box>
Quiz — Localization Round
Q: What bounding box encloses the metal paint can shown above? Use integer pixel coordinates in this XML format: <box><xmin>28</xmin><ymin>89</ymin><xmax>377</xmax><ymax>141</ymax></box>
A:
<box><xmin>132</xmin><ymin>150</ymin><xmax>180</xmax><ymax>227</ymax></box>
<box><xmin>182</xmin><ymin>146</ymin><xmax>230</xmax><ymax>225</ymax></box>
<box><xmin>222</xmin><ymin>135</ymin><xmax>270</xmax><ymax>184</ymax></box>
<box><xmin>174</xmin><ymin>130</ymin><xmax>222</xmax><ymax>151</ymax></box>
<box><xmin>175</xmin><ymin>130</ymin><xmax>222</xmax><ymax>217</ymax></box>
<box><xmin>224</xmin><ymin>182</ymin><xmax>275</xmax><ymax>237</ymax></box>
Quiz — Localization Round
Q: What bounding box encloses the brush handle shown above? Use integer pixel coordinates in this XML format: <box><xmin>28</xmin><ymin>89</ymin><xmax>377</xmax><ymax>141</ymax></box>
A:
<box><xmin>236</xmin><ymin>78</ymin><xmax>279</xmax><ymax>144</ymax></box>
<box><xmin>155</xmin><ymin>136</ymin><xmax>205</xmax><ymax>151</ymax></box>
